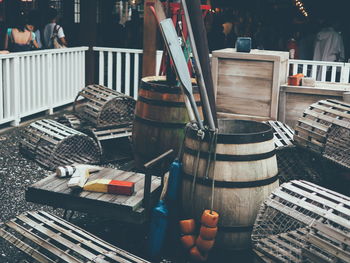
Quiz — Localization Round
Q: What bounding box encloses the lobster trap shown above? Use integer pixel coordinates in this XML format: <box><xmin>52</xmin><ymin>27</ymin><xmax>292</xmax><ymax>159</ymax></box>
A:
<box><xmin>252</xmin><ymin>180</ymin><xmax>350</xmax><ymax>263</ymax></box>
<box><xmin>294</xmin><ymin>99</ymin><xmax>350</xmax><ymax>169</ymax></box>
<box><xmin>55</xmin><ymin>114</ymin><xmax>83</xmax><ymax>130</ymax></box>
<box><xmin>86</xmin><ymin>126</ymin><xmax>133</xmax><ymax>162</ymax></box>
<box><xmin>266</xmin><ymin>121</ymin><xmax>322</xmax><ymax>183</ymax></box>
<box><xmin>20</xmin><ymin>119</ymin><xmax>101</xmax><ymax>170</ymax></box>
<box><xmin>74</xmin><ymin>84</ymin><xmax>136</xmax><ymax>128</ymax></box>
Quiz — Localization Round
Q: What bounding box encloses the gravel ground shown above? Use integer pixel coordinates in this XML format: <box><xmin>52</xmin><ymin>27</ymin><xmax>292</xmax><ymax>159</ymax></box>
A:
<box><xmin>1</xmin><ymin>112</ymin><xmax>349</xmax><ymax>263</ymax></box>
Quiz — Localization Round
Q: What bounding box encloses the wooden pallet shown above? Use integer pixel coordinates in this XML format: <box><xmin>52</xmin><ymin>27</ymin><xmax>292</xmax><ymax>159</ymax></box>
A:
<box><xmin>294</xmin><ymin>100</ymin><xmax>350</xmax><ymax>169</ymax></box>
<box><xmin>74</xmin><ymin>85</ymin><xmax>135</xmax><ymax>128</ymax></box>
<box><xmin>252</xmin><ymin>180</ymin><xmax>350</xmax><ymax>263</ymax></box>
<box><xmin>0</xmin><ymin>210</ymin><xmax>150</xmax><ymax>263</ymax></box>
<box><xmin>20</xmin><ymin>119</ymin><xmax>101</xmax><ymax>170</ymax></box>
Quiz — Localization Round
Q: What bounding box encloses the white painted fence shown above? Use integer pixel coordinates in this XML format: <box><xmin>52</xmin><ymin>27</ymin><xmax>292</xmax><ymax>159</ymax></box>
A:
<box><xmin>2</xmin><ymin>46</ymin><xmax>350</xmax><ymax>127</ymax></box>
<box><xmin>289</xmin><ymin>59</ymin><xmax>350</xmax><ymax>83</ymax></box>
<box><xmin>0</xmin><ymin>47</ymin><xmax>87</xmax><ymax>126</ymax></box>
<box><xmin>93</xmin><ymin>47</ymin><xmax>163</xmax><ymax>99</ymax></box>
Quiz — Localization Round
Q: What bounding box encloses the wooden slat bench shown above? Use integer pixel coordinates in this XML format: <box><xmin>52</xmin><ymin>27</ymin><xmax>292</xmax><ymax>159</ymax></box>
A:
<box><xmin>25</xmin><ymin>168</ymin><xmax>161</xmax><ymax>225</ymax></box>
<box><xmin>0</xmin><ymin>210</ymin><xmax>150</xmax><ymax>263</ymax></box>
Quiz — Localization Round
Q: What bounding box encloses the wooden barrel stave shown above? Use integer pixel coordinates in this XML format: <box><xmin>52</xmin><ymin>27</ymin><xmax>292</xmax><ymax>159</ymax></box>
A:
<box><xmin>132</xmin><ymin>76</ymin><xmax>202</xmax><ymax>168</ymax></box>
<box><xmin>181</xmin><ymin>119</ymin><xmax>279</xmax><ymax>250</ymax></box>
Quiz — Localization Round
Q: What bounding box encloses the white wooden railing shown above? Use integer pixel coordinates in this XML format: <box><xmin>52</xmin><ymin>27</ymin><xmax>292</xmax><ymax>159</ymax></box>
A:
<box><xmin>2</xmin><ymin>47</ymin><xmax>350</xmax><ymax>127</ymax></box>
<box><xmin>0</xmin><ymin>47</ymin><xmax>88</xmax><ymax>126</ymax></box>
<box><xmin>289</xmin><ymin>59</ymin><xmax>350</xmax><ymax>83</ymax></box>
<box><xmin>93</xmin><ymin>47</ymin><xmax>163</xmax><ymax>99</ymax></box>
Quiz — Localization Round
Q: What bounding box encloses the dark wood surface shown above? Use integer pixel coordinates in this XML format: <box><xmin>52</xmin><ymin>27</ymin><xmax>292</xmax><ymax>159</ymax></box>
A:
<box><xmin>26</xmin><ymin>168</ymin><xmax>161</xmax><ymax>224</ymax></box>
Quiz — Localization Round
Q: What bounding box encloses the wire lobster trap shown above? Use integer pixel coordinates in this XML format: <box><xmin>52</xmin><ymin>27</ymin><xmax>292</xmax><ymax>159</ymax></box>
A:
<box><xmin>74</xmin><ymin>84</ymin><xmax>136</xmax><ymax>128</ymax></box>
<box><xmin>85</xmin><ymin>125</ymin><xmax>133</xmax><ymax>162</ymax></box>
<box><xmin>266</xmin><ymin>121</ymin><xmax>322</xmax><ymax>184</ymax></box>
<box><xmin>252</xmin><ymin>180</ymin><xmax>350</xmax><ymax>263</ymax></box>
<box><xmin>294</xmin><ymin>99</ymin><xmax>350</xmax><ymax>169</ymax></box>
<box><xmin>20</xmin><ymin>119</ymin><xmax>101</xmax><ymax>170</ymax></box>
<box><xmin>55</xmin><ymin>114</ymin><xmax>83</xmax><ymax>130</ymax></box>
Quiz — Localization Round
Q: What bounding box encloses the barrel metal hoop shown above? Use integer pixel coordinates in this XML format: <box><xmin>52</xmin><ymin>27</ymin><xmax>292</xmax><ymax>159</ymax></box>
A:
<box><xmin>182</xmin><ymin>172</ymin><xmax>279</xmax><ymax>188</ymax></box>
<box><xmin>218</xmin><ymin>225</ymin><xmax>254</xmax><ymax>233</ymax></box>
<box><xmin>184</xmin><ymin>147</ymin><xmax>276</xmax><ymax>161</ymax></box>
<box><xmin>186</xmin><ymin>129</ymin><xmax>274</xmax><ymax>144</ymax></box>
<box><xmin>140</xmin><ymin>83</ymin><xmax>199</xmax><ymax>94</ymax></box>
<box><xmin>138</xmin><ymin>96</ymin><xmax>201</xmax><ymax>108</ymax></box>
<box><xmin>134</xmin><ymin>115</ymin><xmax>186</xmax><ymax>128</ymax></box>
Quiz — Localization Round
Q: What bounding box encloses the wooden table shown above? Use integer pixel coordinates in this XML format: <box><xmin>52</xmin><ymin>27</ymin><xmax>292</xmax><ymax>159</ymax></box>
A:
<box><xmin>26</xmin><ymin>168</ymin><xmax>162</xmax><ymax>224</ymax></box>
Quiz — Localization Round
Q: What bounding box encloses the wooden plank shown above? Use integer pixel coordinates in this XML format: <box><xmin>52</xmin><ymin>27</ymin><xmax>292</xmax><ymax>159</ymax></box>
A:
<box><xmin>27</xmin><ymin>212</ymin><xmax>133</xmax><ymax>263</ymax></box>
<box><xmin>272</xmin><ymin>189</ymin><xmax>350</xmax><ymax>228</ymax></box>
<box><xmin>282</xmin><ymin>183</ymin><xmax>350</xmax><ymax>217</ymax></box>
<box><xmin>16</xmin><ymin>214</ymin><xmax>110</xmax><ymax>263</ymax></box>
<box><xmin>307</xmin><ymin>233</ymin><xmax>350</xmax><ymax>262</ymax></box>
<box><xmin>294</xmin><ymin>125</ymin><xmax>326</xmax><ymax>142</ymax></box>
<box><xmin>311</xmin><ymin>221</ymin><xmax>350</xmax><ymax>247</ymax></box>
<box><xmin>5</xmin><ymin>221</ymin><xmax>81</xmax><ymax>263</ymax></box>
<box><xmin>302</xmin><ymin>248</ymin><xmax>331</xmax><ymax>263</ymax></box>
<box><xmin>0</xmin><ymin>227</ymin><xmax>55</xmax><ymax>263</ymax></box>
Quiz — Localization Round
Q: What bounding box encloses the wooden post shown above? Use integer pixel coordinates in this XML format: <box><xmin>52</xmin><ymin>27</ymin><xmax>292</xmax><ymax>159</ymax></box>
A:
<box><xmin>80</xmin><ymin>0</ymin><xmax>97</xmax><ymax>85</ymax></box>
<box><xmin>142</xmin><ymin>0</ymin><xmax>157</xmax><ymax>77</ymax></box>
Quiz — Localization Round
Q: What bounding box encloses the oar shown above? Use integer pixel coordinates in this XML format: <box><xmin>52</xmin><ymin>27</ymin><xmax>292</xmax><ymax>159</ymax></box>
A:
<box><xmin>159</xmin><ymin>18</ymin><xmax>204</xmax><ymax>130</ymax></box>
<box><xmin>181</xmin><ymin>0</ymin><xmax>216</xmax><ymax>131</ymax></box>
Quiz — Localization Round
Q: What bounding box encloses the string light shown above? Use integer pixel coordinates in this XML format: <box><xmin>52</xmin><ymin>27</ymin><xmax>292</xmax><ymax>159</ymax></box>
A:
<box><xmin>293</xmin><ymin>0</ymin><xmax>308</xmax><ymax>17</ymax></box>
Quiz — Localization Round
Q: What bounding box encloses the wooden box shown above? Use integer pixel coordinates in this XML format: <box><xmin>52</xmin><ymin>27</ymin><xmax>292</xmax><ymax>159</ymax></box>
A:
<box><xmin>212</xmin><ymin>49</ymin><xmax>289</xmax><ymax>121</ymax></box>
<box><xmin>278</xmin><ymin>82</ymin><xmax>350</xmax><ymax>128</ymax></box>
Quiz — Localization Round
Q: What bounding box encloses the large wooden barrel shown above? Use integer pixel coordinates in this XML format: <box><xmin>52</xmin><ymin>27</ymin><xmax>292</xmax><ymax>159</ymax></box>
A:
<box><xmin>181</xmin><ymin>119</ymin><xmax>279</xmax><ymax>250</ymax></box>
<box><xmin>132</xmin><ymin>76</ymin><xmax>202</xmax><ymax>168</ymax></box>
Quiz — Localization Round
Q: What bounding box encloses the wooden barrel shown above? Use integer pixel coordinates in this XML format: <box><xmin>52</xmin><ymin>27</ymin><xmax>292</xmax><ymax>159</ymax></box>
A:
<box><xmin>132</xmin><ymin>76</ymin><xmax>202</xmax><ymax>168</ymax></box>
<box><xmin>181</xmin><ymin>119</ymin><xmax>279</xmax><ymax>250</ymax></box>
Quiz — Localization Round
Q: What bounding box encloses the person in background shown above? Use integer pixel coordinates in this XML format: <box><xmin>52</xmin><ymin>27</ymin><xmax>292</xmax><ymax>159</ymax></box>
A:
<box><xmin>43</xmin><ymin>7</ymin><xmax>67</xmax><ymax>49</ymax></box>
<box><xmin>313</xmin><ymin>18</ymin><xmax>345</xmax><ymax>62</ymax></box>
<box><xmin>3</xmin><ymin>14</ymin><xmax>39</xmax><ymax>52</ymax></box>
<box><xmin>28</xmin><ymin>9</ymin><xmax>43</xmax><ymax>49</ymax></box>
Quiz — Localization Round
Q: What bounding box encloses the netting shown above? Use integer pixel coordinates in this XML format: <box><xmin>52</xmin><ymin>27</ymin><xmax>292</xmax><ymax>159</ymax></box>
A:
<box><xmin>20</xmin><ymin>119</ymin><xmax>101</xmax><ymax>170</ymax></box>
<box><xmin>252</xmin><ymin>180</ymin><xmax>350</xmax><ymax>263</ymax></box>
<box><xmin>74</xmin><ymin>84</ymin><xmax>136</xmax><ymax>128</ymax></box>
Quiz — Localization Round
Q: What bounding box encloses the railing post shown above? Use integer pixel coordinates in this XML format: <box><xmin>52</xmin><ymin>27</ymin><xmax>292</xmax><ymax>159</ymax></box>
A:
<box><xmin>341</xmin><ymin>63</ymin><xmax>350</xmax><ymax>83</ymax></box>
<box><xmin>47</xmin><ymin>52</ymin><xmax>54</xmax><ymax>115</ymax></box>
<box><xmin>11</xmin><ymin>57</ymin><xmax>20</xmax><ymax>126</ymax></box>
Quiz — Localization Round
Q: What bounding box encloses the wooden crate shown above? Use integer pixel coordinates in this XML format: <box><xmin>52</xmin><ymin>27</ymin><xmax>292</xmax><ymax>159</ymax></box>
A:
<box><xmin>0</xmin><ymin>210</ymin><xmax>150</xmax><ymax>263</ymax></box>
<box><xmin>252</xmin><ymin>180</ymin><xmax>350</xmax><ymax>263</ymax></box>
<box><xmin>74</xmin><ymin>84</ymin><xmax>136</xmax><ymax>128</ymax></box>
<box><xmin>278</xmin><ymin>82</ymin><xmax>350</xmax><ymax>128</ymax></box>
<box><xmin>212</xmin><ymin>49</ymin><xmax>289</xmax><ymax>121</ymax></box>
<box><xmin>19</xmin><ymin>119</ymin><xmax>101</xmax><ymax>170</ymax></box>
<box><xmin>294</xmin><ymin>99</ymin><xmax>350</xmax><ymax>169</ymax></box>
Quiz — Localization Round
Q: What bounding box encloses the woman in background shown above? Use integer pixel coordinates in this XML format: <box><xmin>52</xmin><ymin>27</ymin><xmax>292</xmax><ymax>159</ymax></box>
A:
<box><xmin>4</xmin><ymin>14</ymin><xmax>39</xmax><ymax>52</ymax></box>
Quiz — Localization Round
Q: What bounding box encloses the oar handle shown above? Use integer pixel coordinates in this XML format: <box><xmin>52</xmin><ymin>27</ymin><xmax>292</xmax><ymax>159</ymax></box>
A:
<box><xmin>187</xmin><ymin>92</ymin><xmax>204</xmax><ymax>130</ymax></box>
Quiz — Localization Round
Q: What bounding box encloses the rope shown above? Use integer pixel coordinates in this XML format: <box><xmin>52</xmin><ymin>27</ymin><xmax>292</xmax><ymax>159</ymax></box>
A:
<box><xmin>210</xmin><ymin>129</ymin><xmax>218</xmax><ymax>213</ymax></box>
<box><xmin>190</xmin><ymin>125</ymin><xmax>204</xmax><ymax>217</ymax></box>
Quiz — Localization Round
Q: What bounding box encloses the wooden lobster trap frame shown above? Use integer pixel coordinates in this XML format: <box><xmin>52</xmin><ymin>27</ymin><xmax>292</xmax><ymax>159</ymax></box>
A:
<box><xmin>252</xmin><ymin>180</ymin><xmax>350</xmax><ymax>263</ymax></box>
<box><xmin>74</xmin><ymin>84</ymin><xmax>136</xmax><ymax>128</ymax></box>
<box><xmin>20</xmin><ymin>119</ymin><xmax>101</xmax><ymax>170</ymax></box>
<box><xmin>266</xmin><ymin>121</ymin><xmax>322</xmax><ymax>184</ymax></box>
<box><xmin>294</xmin><ymin>99</ymin><xmax>350</xmax><ymax>169</ymax></box>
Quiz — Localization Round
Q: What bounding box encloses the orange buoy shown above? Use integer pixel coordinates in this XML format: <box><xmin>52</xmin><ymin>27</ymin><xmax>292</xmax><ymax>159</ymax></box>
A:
<box><xmin>180</xmin><ymin>235</ymin><xmax>196</xmax><ymax>249</ymax></box>
<box><xmin>196</xmin><ymin>235</ymin><xmax>215</xmax><ymax>252</ymax></box>
<box><xmin>199</xmin><ymin>226</ymin><xmax>218</xmax><ymax>240</ymax></box>
<box><xmin>201</xmin><ymin>210</ymin><xmax>219</xmax><ymax>228</ymax></box>
<box><xmin>179</xmin><ymin>219</ymin><xmax>196</xmax><ymax>235</ymax></box>
<box><xmin>189</xmin><ymin>246</ymin><xmax>208</xmax><ymax>262</ymax></box>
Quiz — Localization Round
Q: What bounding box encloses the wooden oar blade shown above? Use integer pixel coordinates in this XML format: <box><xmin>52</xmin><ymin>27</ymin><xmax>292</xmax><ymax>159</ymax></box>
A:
<box><xmin>159</xmin><ymin>18</ymin><xmax>193</xmax><ymax>95</ymax></box>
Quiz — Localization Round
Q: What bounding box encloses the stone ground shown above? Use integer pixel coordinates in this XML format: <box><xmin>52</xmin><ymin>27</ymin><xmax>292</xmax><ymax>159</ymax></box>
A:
<box><xmin>1</xmin><ymin>110</ymin><xmax>350</xmax><ymax>263</ymax></box>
